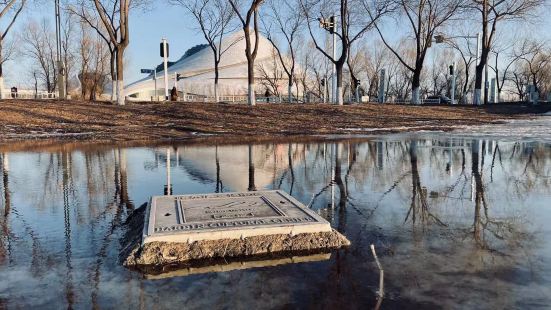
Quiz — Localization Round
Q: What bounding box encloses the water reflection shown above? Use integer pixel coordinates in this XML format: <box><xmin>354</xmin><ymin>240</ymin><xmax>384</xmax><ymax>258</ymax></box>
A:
<box><xmin>1</xmin><ymin>136</ymin><xmax>550</xmax><ymax>308</ymax></box>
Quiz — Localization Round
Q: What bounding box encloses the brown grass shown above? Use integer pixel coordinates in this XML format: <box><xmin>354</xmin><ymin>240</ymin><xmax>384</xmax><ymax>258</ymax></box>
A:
<box><xmin>0</xmin><ymin>99</ymin><xmax>547</xmax><ymax>144</ymax></box>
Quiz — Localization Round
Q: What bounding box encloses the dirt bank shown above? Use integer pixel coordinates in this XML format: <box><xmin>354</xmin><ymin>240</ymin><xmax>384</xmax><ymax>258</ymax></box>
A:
<box><xmin>1</xmin><ymin>99</ymin><xmax>549</xmax><ymax>143</ymax></box>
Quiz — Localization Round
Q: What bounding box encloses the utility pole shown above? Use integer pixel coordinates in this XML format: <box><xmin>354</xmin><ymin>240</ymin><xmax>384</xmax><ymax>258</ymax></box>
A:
<box><xmin>154</xmin><ymin>68</ymin><xmax>157</xmax><ymax>101</ymax></box>
<box><xmin>54</xmin><ymin>0</ymin><xmax>66</xmax><ymax>100</ymax></box>
<box><xmin>331</xmin><ymin>16</ymin><xmax>336</xmax><ymax>104</ymax></box>
<box><xmin>319</xmin><ymin>16</ymin><xmax>337</xmax><ymax>104</ymax></box>
<box><xmin>161</xmin><ymin>38</ymin><xmax>169</xmax><ymax>101</ymax></box>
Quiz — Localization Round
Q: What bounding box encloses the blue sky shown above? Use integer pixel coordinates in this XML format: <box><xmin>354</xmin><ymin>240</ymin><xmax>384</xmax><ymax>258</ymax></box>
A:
<box><xmin>4</xmin><ymin>2</ymin><xmax>205</xmax><ymax>87</ymax></box>
<box><xmin>3</xmin><ymin>1</ymin><xmax>550</xmax><ymax>89</ymax></box>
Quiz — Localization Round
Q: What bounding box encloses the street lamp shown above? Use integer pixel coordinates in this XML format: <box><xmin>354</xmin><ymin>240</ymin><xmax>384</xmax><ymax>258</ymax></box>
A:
<box><xmin>318</xmin><ymin>16</ymin><xmax>337</xmax><ymax>104</ymax></box>
<box><xmin>434</xmin><ymin>33</ymin><xmax>481</xmax><ymax>105</ymax></box>
<box><xmin>54</xmin><ymin>0</ymin><xmax>66</xmax><ymax>100</ymax></box>
<box><xmin>160</xmin><ymin>38</ymin><xmax>170</xmax><ymax>101</ymax></box>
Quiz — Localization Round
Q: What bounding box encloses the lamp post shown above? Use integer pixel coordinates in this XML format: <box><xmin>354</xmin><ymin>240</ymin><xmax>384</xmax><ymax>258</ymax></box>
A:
<box><xmin>434</xmin><ymin>33</ymin><xmax>480</xmax><ymax>105</ymax></box>
<box><xmin>449</xmin><ymin>62</ymin><xmax>456</xmax><ymax>105</ymax></box>
<box><xmin>319</xmin><ymin>16</ymin><xmax>337</xmax><ymax>104</ymax></box>
<box><xmin>54</xmin><ymin>0</ymin><xmax>66</xmax><ymax>100</ymax></box>
<box><xmin>160</xmin><ymin>38</ymin><xmax>169</xmax><ymax>101</ymax></box>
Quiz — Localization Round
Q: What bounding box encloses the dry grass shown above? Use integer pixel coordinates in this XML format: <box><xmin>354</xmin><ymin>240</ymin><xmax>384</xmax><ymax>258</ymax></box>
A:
<box><xmin>0</xmin><ymin>99</ymin><xmax>547</xmax><ymax>143</ymax></box>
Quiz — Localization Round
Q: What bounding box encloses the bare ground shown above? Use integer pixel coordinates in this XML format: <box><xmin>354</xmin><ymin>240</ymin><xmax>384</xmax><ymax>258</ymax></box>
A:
<box><xmin>1</xmin><ymin>99</ymin><xmax>549</xmax><ymax>144</ymax></box>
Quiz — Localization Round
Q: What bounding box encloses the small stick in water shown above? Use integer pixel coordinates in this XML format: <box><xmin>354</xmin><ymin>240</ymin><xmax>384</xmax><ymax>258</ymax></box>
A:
<box><xmin>370</xmin><ymin>244</ymin><xmax>385</xmax><ymax>299</ymax></box>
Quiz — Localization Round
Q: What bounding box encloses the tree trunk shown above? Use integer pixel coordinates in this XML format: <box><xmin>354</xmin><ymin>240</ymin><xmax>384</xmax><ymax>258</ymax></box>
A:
<box><xmin>0</xmin><ymin>48</ymin><xmax>3</xmax><ymax>99</ymax></box>
<box><xmin>243</xmin><ymin>25</ymin><xmax>256</xmax><ymax>106</ymax></box>
<box><xmin>110</xmin><ymin>50</ymin><xmax>117</xmax><ymax>102</ymax></box>
<box><xmin>116</xmin><ymin>49</ymin><xmax>125</xmax><ymax>106</ymax></box>
<box><xmin>474</xmin><ymin>1</ymin><xmax>488</xmax><ymax>106</ymax></box>
<box><xmin>288</xmin><ymin>81</ymin><xmax>292</xmax><ymax>104</ymax></box>
<box><xmin>247</xmin><ymin>58</ymin><xmax>255</xmax><ymax>106</ymax></box>
<box><xmin>462</xmin><ymin>66</ymin><xmax>470</xmax><ymax>104</ymax></box>
<box><xmin>412</xmin><ymin>69</ymin><xmax>421</xmax><ymax>104</ymax></box>
<box><xmin>214</xmin><ymin>60</ymin><xmax>219</xmax><ymax>103</ymax></box>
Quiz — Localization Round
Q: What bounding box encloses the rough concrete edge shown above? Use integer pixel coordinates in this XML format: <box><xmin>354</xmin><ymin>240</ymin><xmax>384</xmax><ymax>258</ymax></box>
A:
<box><xmin>123</xmin><ymin>229</ymin><xmax>350</xmax><ymax>269</ymax></box>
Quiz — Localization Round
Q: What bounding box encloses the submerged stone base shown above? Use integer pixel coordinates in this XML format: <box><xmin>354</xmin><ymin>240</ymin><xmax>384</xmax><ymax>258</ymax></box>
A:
<box><xmin>124</xmin><ymin>229</ymin><xmax>350</xmax><ymax>267</ymax></box>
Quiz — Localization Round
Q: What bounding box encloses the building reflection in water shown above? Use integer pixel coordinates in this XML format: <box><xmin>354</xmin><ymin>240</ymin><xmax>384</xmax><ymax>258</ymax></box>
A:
<box><xmin>0</xmin><ymin>137</ymin><xmax>550</xmax><ymax>308</ymax></box>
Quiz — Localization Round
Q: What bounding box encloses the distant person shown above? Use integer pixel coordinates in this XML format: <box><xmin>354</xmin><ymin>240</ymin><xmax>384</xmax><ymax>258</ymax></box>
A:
<box><xmin>170</xmin><ymin>86</ymin><xmax>178</xmax><ymax>101</ymax></box>
<box><xmin>265</xmin><ymin>89</ymin><xmax>271</xmax><ymax>103</ymax></box>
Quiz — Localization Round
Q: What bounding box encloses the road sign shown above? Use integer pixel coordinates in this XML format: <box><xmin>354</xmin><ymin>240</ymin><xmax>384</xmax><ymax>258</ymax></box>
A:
<box><xmin>141</xmin><ymin>69</ymin><xmax>154</xmax><ymax>74</ymax></box>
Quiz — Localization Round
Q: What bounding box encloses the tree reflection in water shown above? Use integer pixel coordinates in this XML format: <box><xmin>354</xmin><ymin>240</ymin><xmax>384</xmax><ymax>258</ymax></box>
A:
<box><xmin>0</xmin><ymin>136</ymin><xmax>550</xmax><ymax>308</ymax></box>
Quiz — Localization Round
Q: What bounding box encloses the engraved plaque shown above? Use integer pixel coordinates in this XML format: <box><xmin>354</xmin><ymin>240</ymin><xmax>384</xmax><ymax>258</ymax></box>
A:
<box><xmin>143</xmin><ymin>190</ymin><xmax>332</xmax><ymax>244</ymax></box>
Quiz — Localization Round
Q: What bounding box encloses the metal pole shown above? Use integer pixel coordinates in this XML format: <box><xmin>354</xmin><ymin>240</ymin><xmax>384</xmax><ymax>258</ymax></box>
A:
<box><xmin>166</xmin><ymin>148</ymin><xmax>171</xmax><ymax>195</ymax></box>
<box><xmin>451</xmin><ymin>61</ymin><xmax>456</xmax><ymax>105</ymax></box>
<box><xmin>484</xmin><ymin>61</ymin><xmax>489</xmax><ymax>105</ymax></box>
<box><xmin>54</xmin><ymin>0</ymin><xmax>66</xmax><ymax>100</ymax></box>
<box><xmin>54</xmin><ymin>0</ymin><xmax>60</xmax><ymax>63</ymax></box>
<box><xmin>162</xmin><ymin>38</ymin><xmax>169</xmax><ymax>101</ymax></box>
<box><xmin>332</xmin><ymin>20</ymin><xmax>337</xmax><ymax>104</ymax></box>
<box><xmin>473</xmin><ymin>33</ymin><xmax>481</xmax><ymax>105</ymax></box>
<box><xmin>153</xmin><ymin>68</ymin><xmax>157</xmax><ymax>101</ymax></box>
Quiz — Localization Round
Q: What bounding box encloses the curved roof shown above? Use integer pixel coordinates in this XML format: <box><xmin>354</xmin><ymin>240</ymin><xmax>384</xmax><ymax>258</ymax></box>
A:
<box><xmin>126</xmin><ymin>31</ymin><xmax>277</xmax><ymax>98</ymax></box>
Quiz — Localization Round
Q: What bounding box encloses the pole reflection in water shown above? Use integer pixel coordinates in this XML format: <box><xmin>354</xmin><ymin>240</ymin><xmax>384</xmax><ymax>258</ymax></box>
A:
<box><xmin>0</xmin><ymin>134</ymin><xmax>550</xmax><ymax>308</ymax></box>
<box><xmin>1</xmin><ymin>153</ymin><xmax>10</xmax><ymax>265</ymax></box>
<box><xmin>247</xmin><ymin>145</ymin><xmax>256</xmax><ymax>191</ymax></box>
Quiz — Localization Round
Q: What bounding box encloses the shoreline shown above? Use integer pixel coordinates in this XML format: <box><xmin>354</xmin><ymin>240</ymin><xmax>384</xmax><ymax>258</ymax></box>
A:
<box><xmin>1</xmin><ymin>99</ymin><xmax>549</xmax><ymax>148</ymax></box>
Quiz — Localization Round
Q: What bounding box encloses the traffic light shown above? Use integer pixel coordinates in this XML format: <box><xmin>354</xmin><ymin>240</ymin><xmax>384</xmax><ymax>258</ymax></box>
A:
<box><xmin>329</xmin><ymin>16</ymin><xmax>336</xmax><ymax>34</ymax></box>
<box><xmin>449</xmin><ymin>64</ymin><xmax>455</xmax><ymax>76</ymax></box>
<box><xmin>160</xmin><ymin>41</ymin><xmax>169</xmax><ymax>58</ymax></box>
<box><xmin>321</xmin><ymin>79</ymin><xmax>325</xmax><ymax>87</ymax></box>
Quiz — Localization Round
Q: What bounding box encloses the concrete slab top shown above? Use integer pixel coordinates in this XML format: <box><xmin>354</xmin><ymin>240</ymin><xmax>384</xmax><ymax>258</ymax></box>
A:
<box><xmin>143</xmin><ymin>190</ymin><xmax>332</xmax><ymax>244</ymax></box>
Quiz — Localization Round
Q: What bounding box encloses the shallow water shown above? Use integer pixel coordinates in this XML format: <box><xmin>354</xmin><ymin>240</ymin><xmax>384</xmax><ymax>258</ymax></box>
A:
<box><xmin>1</xmin><ymin>125</ymin><xmax>551</xmax><ymax>308</ymax></box>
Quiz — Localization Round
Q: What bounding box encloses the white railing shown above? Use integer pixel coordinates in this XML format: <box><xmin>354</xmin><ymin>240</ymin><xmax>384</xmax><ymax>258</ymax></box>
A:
<box><xmin>421</xmin><ymin>98</ymin><xmax>442</xmax><ymax>104</ymax></box>
<box><xmin>384</xmin><ymin>98</ymin><xmax>442</xmax><ymax>105</ymax></box>
<box><xmin>1</xmin><ymin>90</ymin><xmax>59</xmax><ymax>100</ymax></box>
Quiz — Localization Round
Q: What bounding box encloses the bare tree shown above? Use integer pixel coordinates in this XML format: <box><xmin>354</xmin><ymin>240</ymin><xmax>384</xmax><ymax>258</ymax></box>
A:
<box><xmin>514</xmin><ymin>38</ymin><xmax>550</xmax><ymax>103</ymax></box>
<box><xmin>60</xmin><ymin>12</ymin><xmax>76</xmax><ymax>95</ymax></box>
<box><xmin>262</xmin><ymin>0</ymin><xmax>304</xmax><ymax>103</ymax></box>
<box><xmin>445</xmin><ymin>33</ymin><xmax>477</xmax><ymax>103</ymax></box>
<box><xmin>509</xmin><ymin>62</ymin><xmax>530</xmax><ymax>100</ymax></box>
<box><xmin>228</xmin><ymin>0</ymin><xmax>264</xmax><ymax>106</ymax></box>
<box><xmin>374</xmin><ymin>0</ymin><xmax>465</xmax><ymax>104</ymax></box>
<box><xmin>257</xmin><ymin>48</ymin><xmax>284</xmax><ymax>98</ymax></box>
<box><xmin>86</xmin><ymin>0</ymin><xmax>135</xmax><ymax>105</ymax></box>
<box><xmin>302</xmin><ymin>0</ymin><xmax>392</xmax><ymax>105</ymax></box>
<box><xmin>364</xmin><ymin>39</ymin><xmax>390</xmax><ymax>99</ymax></box>
<box><xmin>172</xmin><ymin>0</ymin><xmax>239</xmax><ymax>103</ymax></box>
<box><xmin>347</xmin><ymin>42</ymin><xmax>369</xmax><ymax>102</ymax></box>
<box><xmin>488</xmin><ymin>39</ymin><xmax>521</xmax><ymax>103</ymax></box>
<box><xmin>470</xmin><ymin>0</ymin><xmax>545</xmax><ymax>105</ymax></box>
<box><xmin>78</xmin><ymin>20</ymin><xmax>110</xmax><ymax>100</ymax></box>
<box><xmin>0</xmin><ymin>0</ymin><xmax>25</xmax><ymax>98</ymax></box>
<box><xmin>68</xmin><ymin>2</ymin><xmax>118</xmax><ymax>101</ymax></box>
<box><xmin>22</xmin><ymin>19</ymin><xmax>58</xmax><ymax>92</ymax></box>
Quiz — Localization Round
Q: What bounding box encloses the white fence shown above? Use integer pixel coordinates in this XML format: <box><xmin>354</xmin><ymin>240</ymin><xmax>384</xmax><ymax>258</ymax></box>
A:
<box><xmin>1</xmin><ymin>89</ymin><xmax>59</xmax><ymax>100</ymax></box>
<box><xmin>386</xmin><ymin>98</ymin><xmax>442</xmax><ymax>105</ymax></box>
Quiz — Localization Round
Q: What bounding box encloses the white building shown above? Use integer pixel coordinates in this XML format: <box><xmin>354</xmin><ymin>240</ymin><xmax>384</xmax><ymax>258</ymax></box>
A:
<box><xmin>125</xmin><ymin>31</ymin><xmax>293</xmax><ymax>101</ymax></box>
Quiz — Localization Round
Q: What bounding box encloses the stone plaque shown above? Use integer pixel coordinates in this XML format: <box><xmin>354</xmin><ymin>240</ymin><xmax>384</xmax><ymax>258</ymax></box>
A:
<box><xmin>143</xmin><ymin>190</ymin><xmax>332</xmax><ymax>243</ymax></box>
